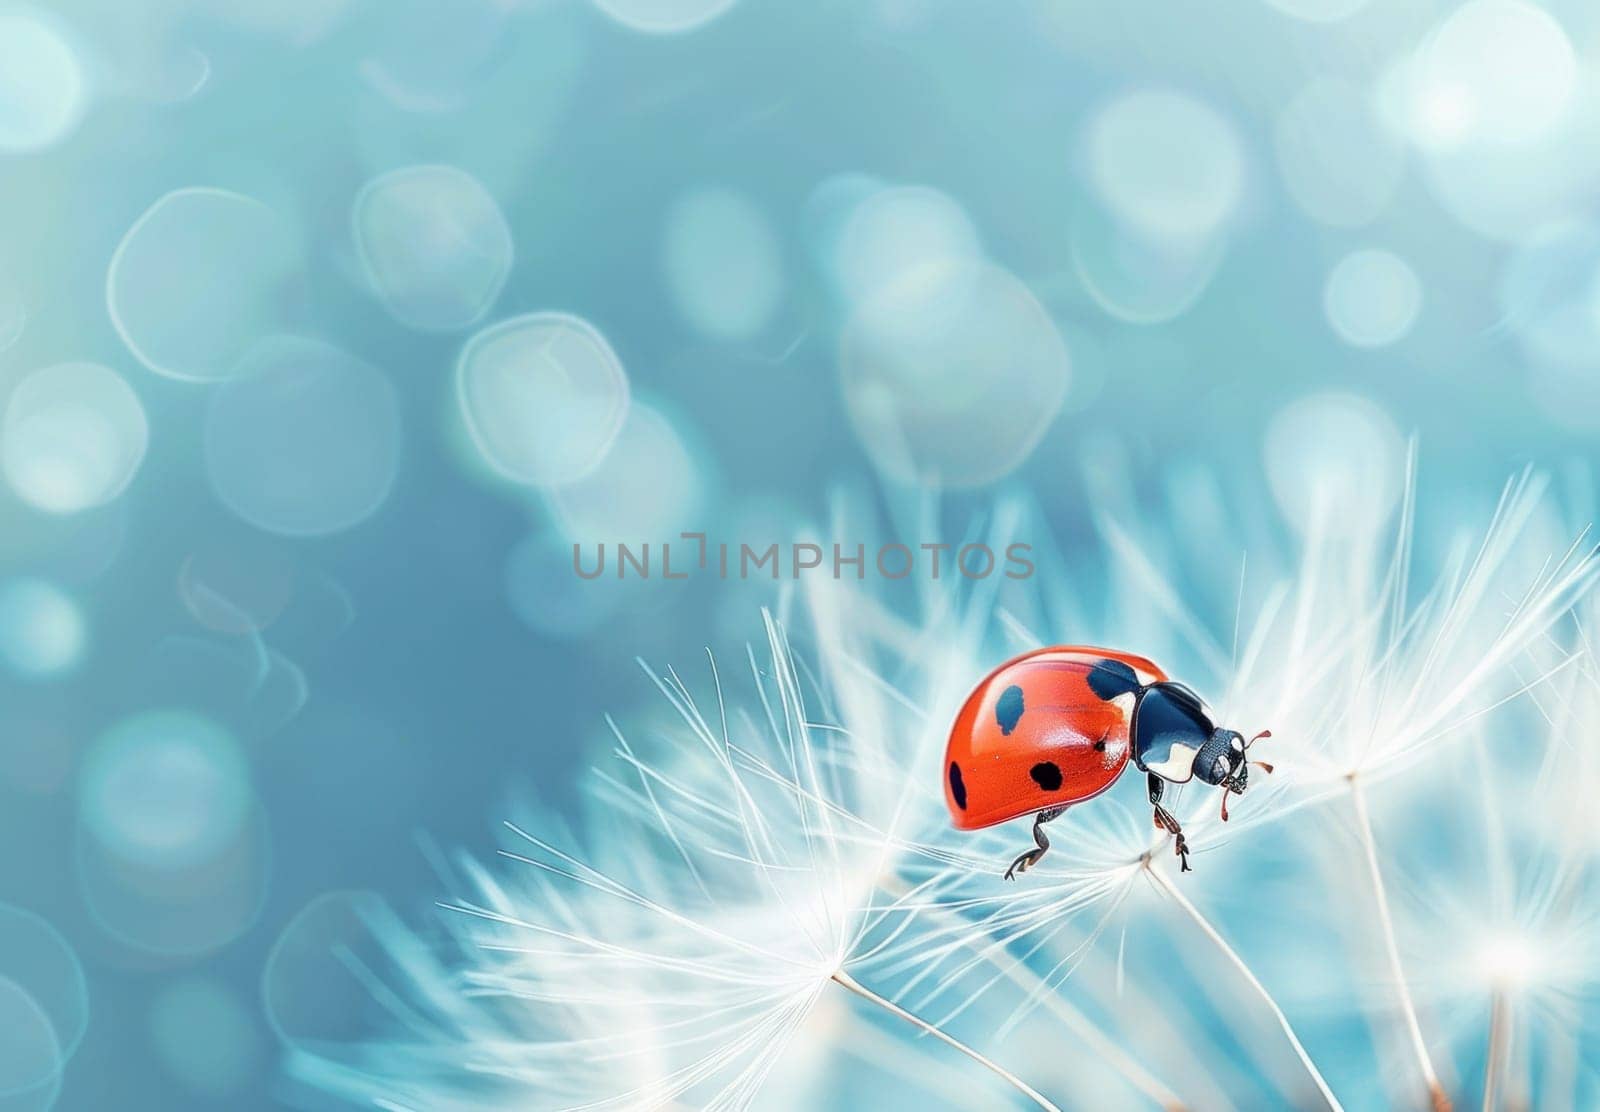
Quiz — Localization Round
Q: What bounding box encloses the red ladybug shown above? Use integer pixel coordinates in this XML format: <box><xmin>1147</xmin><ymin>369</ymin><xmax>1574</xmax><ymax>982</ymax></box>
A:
<box><xmin>943</xmin><ymin>646</ymin><xmax>1270</xmax><ymax>877</ymax></box>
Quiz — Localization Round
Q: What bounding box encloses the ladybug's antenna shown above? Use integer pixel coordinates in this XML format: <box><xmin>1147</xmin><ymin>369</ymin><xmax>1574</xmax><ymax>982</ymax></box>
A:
<box><xmin>1246</xmin><ymin>730</ymin><xmax>1274</xmax><ymax>779</ymax></box>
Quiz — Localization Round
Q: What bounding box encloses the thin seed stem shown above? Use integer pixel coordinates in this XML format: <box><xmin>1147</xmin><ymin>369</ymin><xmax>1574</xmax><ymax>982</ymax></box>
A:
<box><xmin>1146</xmin><ymin>865</ymin><xmax>1344</xmax><ymax>1112</ymax></box>
<box><xmin>1350</xmin><ymin>778</ymin><xmax>1452</xmax><ymax>1112</ymax></box>
<box><xmin>835</xmin><ymin>1006</ymin><xmax>998</xmax><ymax>1112</ymax></box>
<box><xmin>986</xmin><ymin>950</ymin><xmax>1190</xmax><ymax>1111</ymax></box>
<box><xmin>905</xmin><ymin>895</ymin><xmax>1188</xmax><ymax>1111</ymax></box>
<box><xmin>831</xmin><ymin>969</ymin><xmax>1061</xmax><ymax>1112</ymax></box>
<box><xmin>1482</xmin><ymin>990</ymin><xmax>1508</xmax><ymax>1112</ymax></box>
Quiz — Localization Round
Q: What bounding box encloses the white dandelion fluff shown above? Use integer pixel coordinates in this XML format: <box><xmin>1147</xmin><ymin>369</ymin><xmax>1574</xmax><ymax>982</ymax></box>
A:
<box><xmin>1370</xmin><ymin>641</ymin><xmax>1600</xmax><ymax>1111</ymax></box>
<box><xmin>282</xmin><ymin>463</ymin><xmax>1595</xmax><ymax>1112</ymax></box>
<box><xmin>898</xmin><ymin>465</ymin><xmax>1594</xmax><ymax>1111</ymax></box>
<box><xmin>284</xmin><ymin>569</ymin><xmax>1069</xmax><ymax>1109</ymax></box>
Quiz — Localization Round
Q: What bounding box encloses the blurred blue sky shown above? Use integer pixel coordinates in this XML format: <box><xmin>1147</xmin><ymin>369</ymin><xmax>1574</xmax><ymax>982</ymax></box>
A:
<box><xmin>3</xmin><ymin>0</ymin><xmax>1599</xmax><ymax>1106</ymax></box>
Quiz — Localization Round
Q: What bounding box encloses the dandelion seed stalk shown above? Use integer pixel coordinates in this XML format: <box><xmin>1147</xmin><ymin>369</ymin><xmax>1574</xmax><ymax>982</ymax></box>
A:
<box><xmin>885</xmin><ymin>876</ymin><xmax>1189</xmax><ymax>1110</ymax></box>
<box><xmin>1481</xmin><ymin>989</ymin><xmax>1509</xmax><ymax>1112</ymax></box>
<box><xmin>985</xmin><ymin>950</ymin><xmax>1189</xmax><ymax>1112</ymax></box>
<box><xmin>1146</xmin><ymin>863</ymin><xmax>1343</xmax><ymax>1112</ymax></box>
<box><xmin>1350</xmin><ymin>777</ymin><xmax>1452</xmax><ymax>1112</ymax></box>
<box><xmin>830</xmin><ymin>969</ymin><xmax>1061</xmax><ymax>1112</ymax></box>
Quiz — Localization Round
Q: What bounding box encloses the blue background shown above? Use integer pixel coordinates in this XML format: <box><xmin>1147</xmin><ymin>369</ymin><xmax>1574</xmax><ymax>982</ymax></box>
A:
<box><xmin>1</xmin><ymin>0</ymin><xmax>1597</xmax><ymax>1107</ymax></box>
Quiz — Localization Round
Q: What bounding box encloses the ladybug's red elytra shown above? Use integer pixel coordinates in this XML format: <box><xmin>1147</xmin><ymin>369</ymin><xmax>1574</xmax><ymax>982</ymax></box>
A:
<box><xmin>943</xmin><ymin>646</ymin><xmax>1270</xmax><ymax>877</ymax></box>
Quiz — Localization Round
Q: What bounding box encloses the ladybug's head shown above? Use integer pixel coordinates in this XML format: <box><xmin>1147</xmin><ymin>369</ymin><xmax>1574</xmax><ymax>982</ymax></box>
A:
<box><xmin>1193</xmin><ymin>728</ymin><xmax>1247</xmax><ymax>789</ymax></box>
<box><xmin>1196</xmin><ymin>726</ymin><xmax>1274</xmax><ymax>821</ymax></box>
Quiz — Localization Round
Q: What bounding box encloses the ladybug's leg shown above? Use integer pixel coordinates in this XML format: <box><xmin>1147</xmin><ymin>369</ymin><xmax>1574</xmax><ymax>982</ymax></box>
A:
<box><xmin>1004</xmin><ymin>806</ymin><xmax>1066</xmax><ymax>881</ymax></box>
<box><xmin>1147</xmin><ymin>773</ymin><xmax>1192</xmax><ymax>873</ymax></box>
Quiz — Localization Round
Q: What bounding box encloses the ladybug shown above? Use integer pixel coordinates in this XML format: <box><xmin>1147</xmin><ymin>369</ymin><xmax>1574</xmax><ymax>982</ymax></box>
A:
<box><xmin>943</xmin><ymin>646</ymin><xmax>1270</xmax><ymax>877</ymax></box>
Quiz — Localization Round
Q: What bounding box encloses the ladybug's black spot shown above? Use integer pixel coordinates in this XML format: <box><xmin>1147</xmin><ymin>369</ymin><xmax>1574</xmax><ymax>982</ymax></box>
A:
<box><xmin>948</xmin><ymin>762</ymin><xmax>968</xmax><ymax>810</ymax></box>
<box><xmin>1093</xmin><ymin>739</ymin><xmax>1107</xmax><ymax>752</ymax></box>
<box><xmin>995</xmin><ymin>685</ymin><xmax>1025</xmax><ymax>735</ymax></box>
<box><xmin>1086</xmin><ymin>658</ymin><xmax>1141</xmax><ymax>701</ymax></box>
<box><xmin>1030</xmin><ymin>762</ymin><xmax>1063</xmax><ymax>791</ymax></box>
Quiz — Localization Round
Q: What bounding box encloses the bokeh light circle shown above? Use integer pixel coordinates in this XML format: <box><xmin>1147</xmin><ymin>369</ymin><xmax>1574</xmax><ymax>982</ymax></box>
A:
<box><xmin>1323</xmin><ymin>249</ymin><xmax>1421</xmax><ymax>348</ymax></box>
<box><xmin>663</xmin><ymin>187</ymin><xmax>783</xmax><ymax>341</ymax></box>
<box><xmin>0</xmin><ymin>977</ymin><xmax>60</xmax><ymax>1109</ymax></box>
<box><xmin>79</xmin><ymin>710</ymin><xmax>251</xmax><ymax>870</ymax></box>
<box><xmin>832</xmin><ymin>185</ymin><xmax>981</xmax><ymax>306</ymax></box>
<box><xmin>1275</xmin><ymin>79</ymin><xmax>1403</xmax><ymax>228</ymax></box>
<box><xmin>205</xmin><ymin>337</ymin><xmax>402</xmax><ymax>537</ymax></box>
<box><xmin>1264</xmin><ymin>392</ymin><xmax>1404</xmax><ymax>538</ymax></box>
<box><xmin>545</xmin><ymin>401</ymin><xmax>704</xmax><ymax>539</ymax></box>
<box><xmin>590</xmin><ymin>0</ymin><xmax>738</xmax><ymax>34</ymax></box>
<box><xmin>840</xmin><ymin>260</ymin><xmax>1070</xmax><ymax>488</ymax></box>
<box><xmin>1407</xmin><ymin>1</ymin><xmax>1576</xmax><ymax>151</ymax></box>
<box><xmin>0</xmin><ymin>11</ymin><xmax>86</xmax><ymax>152</ymax></box>
<box><xmin>1071</xmin><ymin>210</ymin><xmax>1224</xmax><ymax>325</ymax></box>
<box><xmin>1379</xmin><ymin>27</ymin><xmax>1600</xmax><ymax>246</ymax></box>
<box><xmin>108</xmin><ymin>189</ymin><xmax>302</xmax><ymax>382</ymax></box>
<box><xmin>1086</xmin><ymin>90</ymin><xmax>1244</xmax><ymax>244</ymax></box>
<box><xmin>355</xmin><ymin>2</ymin><xmax>516</xmax><ymax>113</ymax></box>
<box><xmin>353</xmin><ymin>165</ymin><xmax>512</xmax><ymax>332</ymax></box>
<box><xmin>76</xmin><ymin>808</ymin><xmax>270</xmax><ymax>957</ymax></box>
<box><xmin>801</xmin><ymin>172</ymin><xmax>884</xmax><ymax>275</ymax></box>
<box><xmin>0</xmin><ymin>579</ymin><xmax>86</xmax><ymax>680</ymax></box>
<box><xmin>0</xmin><ymin>905</ymin><xmax>89</xmax><ymax>1066</ymax></box>
<box><xmin>148</xmin><ymin>978</ymin><xmax>258</xmax><ymax>1097</ymax></box>
<box><xmin>456</xmin><ymin>312</ymin><xmax>631</xmax><ymax>486</ymax></box>
<box><xmin>1</xmin><ymin>361</ymin><xmax>149</xmax><ymax>515</ymax></box>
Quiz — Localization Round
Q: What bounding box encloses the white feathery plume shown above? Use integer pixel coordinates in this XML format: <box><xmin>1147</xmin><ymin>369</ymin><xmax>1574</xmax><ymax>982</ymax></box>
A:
<box><xmin>1383</xmin><ymin>634</ymin><xmax>1600</xmax><ymax>1112</ymax></box>
<box><xmin>285</xmin><ymin>536</ymin><xmax>1085</xmax><ymax>1110</ymax></box>
<box><xmin>1218</xmin><ymin>469</ymin><xmax>1595</xmax><ymax>1112</ymax></box>
<box><xmin>907</xmin><ymin>466</ymin><xmax>1595</xmax><ymax>1112</ymax></box>
<box><xmin>280</xmin><ymin>466</ymin><xmax>1596</xmax><ymax>1112</ymax></box>
<box><xmin>461</xmin><ymin>607</ymin><xmax>1055</xmax><ymax>1110</ymax></box>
